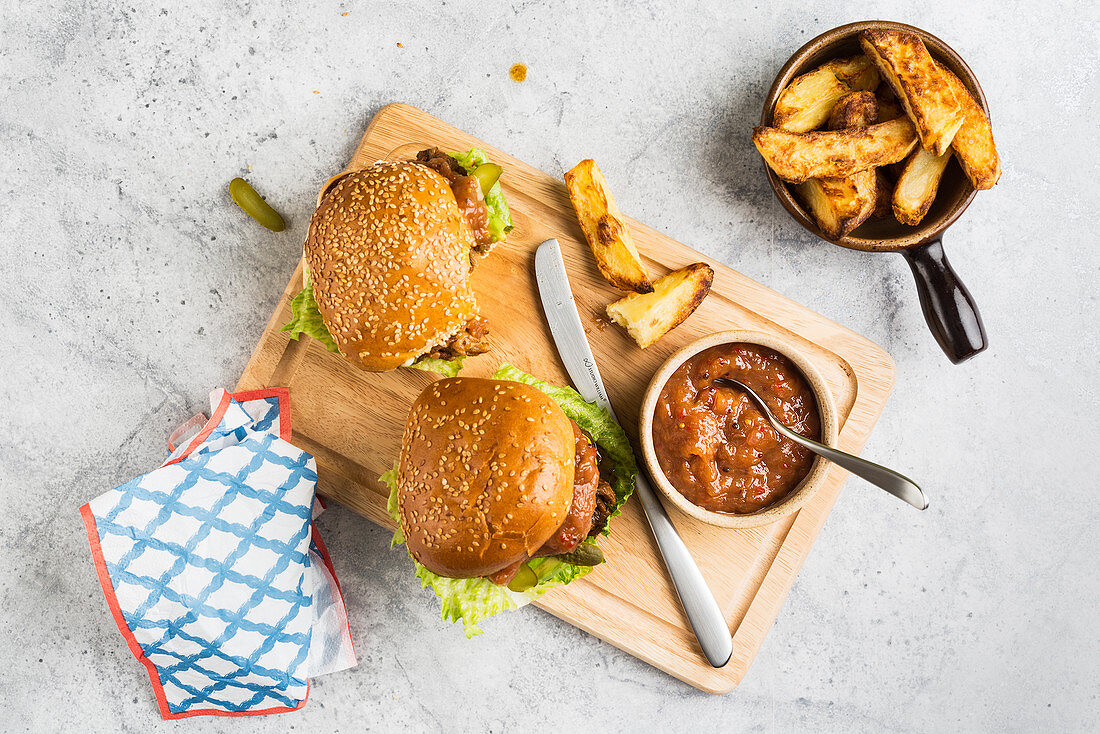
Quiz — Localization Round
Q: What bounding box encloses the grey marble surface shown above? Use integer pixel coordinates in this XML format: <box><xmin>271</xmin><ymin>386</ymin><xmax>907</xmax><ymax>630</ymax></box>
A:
<box><xmin>2</xmin><ymin>1</ymin><xmax>1098</xmax><ymax>731</ymax></box>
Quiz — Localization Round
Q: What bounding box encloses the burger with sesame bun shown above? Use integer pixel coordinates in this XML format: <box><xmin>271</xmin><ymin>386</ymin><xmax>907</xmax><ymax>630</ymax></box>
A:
<box><xmin>281</xmin><ymin>148</ymin><xmax>514</xmax><ymax>376</ymax></box>
<box><xmin>381</xmin><ymin>366</ymin><xmax>637</xmax><ymax>637</ymax></box>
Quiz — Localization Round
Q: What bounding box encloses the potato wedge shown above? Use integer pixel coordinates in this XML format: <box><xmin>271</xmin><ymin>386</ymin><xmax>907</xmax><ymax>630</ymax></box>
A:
<box><xmin>774</xmin><ymin>69</ymin><xmax>853</xmax><ymax>133</ymax></box>
<box><xmin>753</xmin><ymin>118</ymin><xmax>917</xmax><ymax>183</ymax></box>
<box><xmin>605</xmin><ymin>263</ymin><xmax>713</xmax><ymax>349</ymax></box>
<box><xmin>796</xmin><ymin>92</ymin><xmax>878</xmax><ymax>237</ymax></box>
<box><xmin>860</xmin><ymin>29</ymin><xmax>965</xmax><ymax>155</ymax></box>
<box><xmin>564</xmin><ymin>159</ymin><xmax>653</xmax><ymax>293</ymax></box>
<box><xmin>828</xmin><ymin>91</ymin><xmax>878</xmax><ymax>130</ymax></box>
<box><xmin>827</xmin><ymin>55</ymin><xmax>881</xmax><ymax>90</ymax></box>
<box><xmin>773</xmin><ymin>55</ymin><xmax>880</xmax><ymax>132</ymax></box>
<box><xmin>892</xmin><ymin>147</ymin><xmax>953</xmax><ymax>225</ymax></box>
<box><xmin>795</xmin><ymin>173</ymin><xmax>876</xmax><ymax>238</ymax></box>
<box><xmin>935</xmin><ymin>62</ymin><xmax>1000</xmax><ymax>189</ymax></box>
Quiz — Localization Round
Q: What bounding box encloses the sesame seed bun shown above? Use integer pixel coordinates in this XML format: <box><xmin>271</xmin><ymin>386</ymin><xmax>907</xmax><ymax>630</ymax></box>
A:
<box><xmin>304</xmin><ymin>161</ymin><xmax>480</xmax><ymax>372</ymax></box>
<box><xmin>397</xmin><ymin>377</ymin><xmax>577</xmax><ymax>579</ymax></box>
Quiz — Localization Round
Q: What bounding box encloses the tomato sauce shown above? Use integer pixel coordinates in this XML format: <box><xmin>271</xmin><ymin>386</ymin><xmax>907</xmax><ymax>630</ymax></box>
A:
<box><xmin>652</xmin><ymin>343</ymin><xmax>821</xmax><ymax>514</ymax></box>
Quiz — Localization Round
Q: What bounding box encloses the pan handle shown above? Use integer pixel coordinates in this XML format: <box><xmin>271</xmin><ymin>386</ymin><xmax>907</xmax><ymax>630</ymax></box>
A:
<box><xmin>901</xmin><ymin>239</ymin><xmax>987</xmax><ymax>364</ymax></box>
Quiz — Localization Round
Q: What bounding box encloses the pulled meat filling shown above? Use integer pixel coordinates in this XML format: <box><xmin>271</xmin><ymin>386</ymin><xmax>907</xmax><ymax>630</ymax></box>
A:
<box><xmin>422</xmin><ymin>317</ymin><xmax>491</xmax><ymax>361</ymax></box>
<box><xmin>486</xmin><ymin>420</ymin><xmax>616</xmax><ymax>586</ymax></box>
<box><xmin>416</xmin><ymin>148</ymin><xmax>494</xmax><ymax>252</ymax></box>
<box><xmin>590</xmin><ymin>478</ymin><xmax>616</xmax><ymax>537</ymax></box>
<box><xmin>412</xmin><ymin>149</ymin><xmax>494</xmax><ymax>364</ymax></box>
<box><xmin>536</xmin><ymin>422</ymin><xmax>599</xmax><ymax>556</ymax></box>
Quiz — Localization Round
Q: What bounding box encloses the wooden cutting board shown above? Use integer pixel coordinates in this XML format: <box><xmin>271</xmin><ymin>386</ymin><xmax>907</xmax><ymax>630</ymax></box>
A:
<box><xmin>236</xmin><ymin>103</ymin><xmax>896</xmax><ymax>694</ymax></box>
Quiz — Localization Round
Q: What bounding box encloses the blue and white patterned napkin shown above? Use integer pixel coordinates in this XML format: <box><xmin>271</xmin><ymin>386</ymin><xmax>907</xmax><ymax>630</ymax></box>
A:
<box><xmin>81</xmin><ymin>388</ymin><xmax>355</xmax><ymax>719</ymax></box>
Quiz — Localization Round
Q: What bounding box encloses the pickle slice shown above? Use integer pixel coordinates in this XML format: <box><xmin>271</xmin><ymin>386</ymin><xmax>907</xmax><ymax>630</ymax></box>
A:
<box><xmin>552</xmin><ymin>543</ymin><xmax>605</xmax><ymax>566</ymax></box>
<box><xmin>471</xmin><ymin>163</ymin><xmax>503</xmax><ymax>196</ymax></box>
<box><xmin>229</xmin><ymin>177</ymin><xmax>286</xmax><ymax>232</ymax></box>
<box><xmin>507</xmin><ymin>564</ymin><xmax>538</xmax><ymax>592</ymax></box>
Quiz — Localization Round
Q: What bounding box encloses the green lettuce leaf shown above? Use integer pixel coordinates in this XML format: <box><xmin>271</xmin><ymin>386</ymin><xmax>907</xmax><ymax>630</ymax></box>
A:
<box><xmin>408</xmin><ymin>356</ymin><xmax>464</xmax><ymax>378</ymax></box>
<box><xmin>381</xmin><ymin>365</ymin><xmax>637</xmax><ymax>637</ymax></box>
<box><xmin>383</xmin><ymin>465</ymin><xmax>405</xmax><ymax>547</ymax></box>
<box><xmin>450</xmin><ymin>148</ymin><xmax>514</xmax><ymax>243</ymax></box>
<box><xmin>281</xmin><ymin>265</ymin><xmax>339</xmax><ymax>353</ymax></box>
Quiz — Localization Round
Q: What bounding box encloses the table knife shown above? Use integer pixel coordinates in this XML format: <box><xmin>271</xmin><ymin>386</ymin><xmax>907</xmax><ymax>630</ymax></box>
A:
<box><xmin>534</xmin><ymin>238</ymin><xmax>733</xmax><ymax>668</ymax></box>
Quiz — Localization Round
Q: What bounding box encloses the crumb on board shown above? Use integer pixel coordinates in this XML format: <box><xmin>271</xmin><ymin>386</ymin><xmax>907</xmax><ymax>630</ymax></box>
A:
<box><xmin>509</xmin><ymin>63</ymin><xmax>527</xmax><ymax>82</ymax></box>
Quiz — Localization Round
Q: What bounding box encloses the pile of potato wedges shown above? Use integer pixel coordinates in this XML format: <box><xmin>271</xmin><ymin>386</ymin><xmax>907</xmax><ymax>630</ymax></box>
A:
<box><xmin>754</xmin><ymin>29</ymin><xmax>1000</xmax><ymax>238</ymax></box>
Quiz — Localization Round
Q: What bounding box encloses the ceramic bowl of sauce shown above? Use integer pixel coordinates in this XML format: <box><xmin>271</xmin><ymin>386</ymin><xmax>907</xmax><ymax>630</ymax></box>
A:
<box><xmin>639</xmin><ymin>330</ymin><xmax>839</xmax><ymax>528</ymax></box>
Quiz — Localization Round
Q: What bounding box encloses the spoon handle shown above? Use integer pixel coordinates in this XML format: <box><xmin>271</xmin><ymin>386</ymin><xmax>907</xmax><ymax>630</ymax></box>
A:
<box><xmin>779</xmin><ymin>428</ymin><xmax>928</xmax><ymax>510</ymax></box>
<box><xmin>713</xmin><ymin>378</ymin><xmax>928</xmax><ymax>511</ymax></box>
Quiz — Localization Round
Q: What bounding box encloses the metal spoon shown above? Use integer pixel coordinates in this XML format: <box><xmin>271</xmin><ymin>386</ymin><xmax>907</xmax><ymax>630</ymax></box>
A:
<box><xmin>712</xmin><ymin>378</ymin><xmax>928</xmax><ymax>510</ymax></box>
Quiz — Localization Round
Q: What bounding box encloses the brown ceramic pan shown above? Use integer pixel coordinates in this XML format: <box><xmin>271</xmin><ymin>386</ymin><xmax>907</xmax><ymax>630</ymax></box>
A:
<box><xmin>761</xmin><ymin>21</ymin><xmax>989</xmax><ymax>364</ymax></box>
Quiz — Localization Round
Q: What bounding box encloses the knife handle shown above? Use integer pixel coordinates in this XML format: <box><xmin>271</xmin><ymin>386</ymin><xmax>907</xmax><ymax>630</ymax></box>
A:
<box><xmin>632</xmin><ymin>471</ymin><xmax>733</xmax><ymax>667</ymax></box>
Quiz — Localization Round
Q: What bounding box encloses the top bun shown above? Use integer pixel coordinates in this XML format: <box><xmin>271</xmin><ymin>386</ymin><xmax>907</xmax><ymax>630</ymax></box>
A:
<box><xmin>304</xmin><ymin>161</ymin><xmax>479</xmax><ymax>371</ymax></box>
<box><xmin>397</xmin><ymin>377</ymin><xmax>576</xmax><ymax>579</ymax></box>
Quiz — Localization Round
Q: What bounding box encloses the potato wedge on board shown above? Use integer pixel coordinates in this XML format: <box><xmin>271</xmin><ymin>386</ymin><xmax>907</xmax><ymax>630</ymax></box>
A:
<box><xmin>606</xmin><ymin>263</ymin><xmax>713</xmax><ymax>348</ymax></box>
<box><xmin>935</xmin><ymin>61</ymin><xmax>1000</xmax><ymax>189</ymax></box>
<box><xmin>860</xmin><ymin>29</ymin><xmax>964</xmax><ymax>156</ymax></box>
<box><xmin>828</xmin><ymin>91</ymin><xmax>878</xmax><ymax>130</ymax></box>
<box><xmin>892</xmin><ymin>146</ymin><xmax>953</xmax><ymax>225</ymax></box>
<box><xmin>565</xmin><ymin>159</ymin><xmax>653</xmax><ymax>293</ymax></box>
<box><xmin>773</xmin><ymin>56</ymin><xmax>880</xmax><ymax>133</ymax></box>
<box><xmin>753</xmin><ymin>117</ymin><xmax>917</xmax><ymax>183</ymax></box>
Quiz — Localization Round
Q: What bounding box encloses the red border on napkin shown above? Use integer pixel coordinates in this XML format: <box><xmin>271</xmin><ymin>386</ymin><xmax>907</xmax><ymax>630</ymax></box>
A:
<box><xmin>80</xmin><ymin>386</ymin><xmax>327</xmax><ymax>720</ymax></box>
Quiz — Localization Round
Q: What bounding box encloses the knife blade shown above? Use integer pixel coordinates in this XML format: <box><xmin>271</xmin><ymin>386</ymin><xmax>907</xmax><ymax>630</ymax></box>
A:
<box><xmin>534</xmin><ymin>241</ymin><xmax>613</xmax><ymax>412</ymax></box>
<box><xmin>534</xmin><ymin>238</ymin><xmax>733</xmax><ymax>668</ymax></box>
